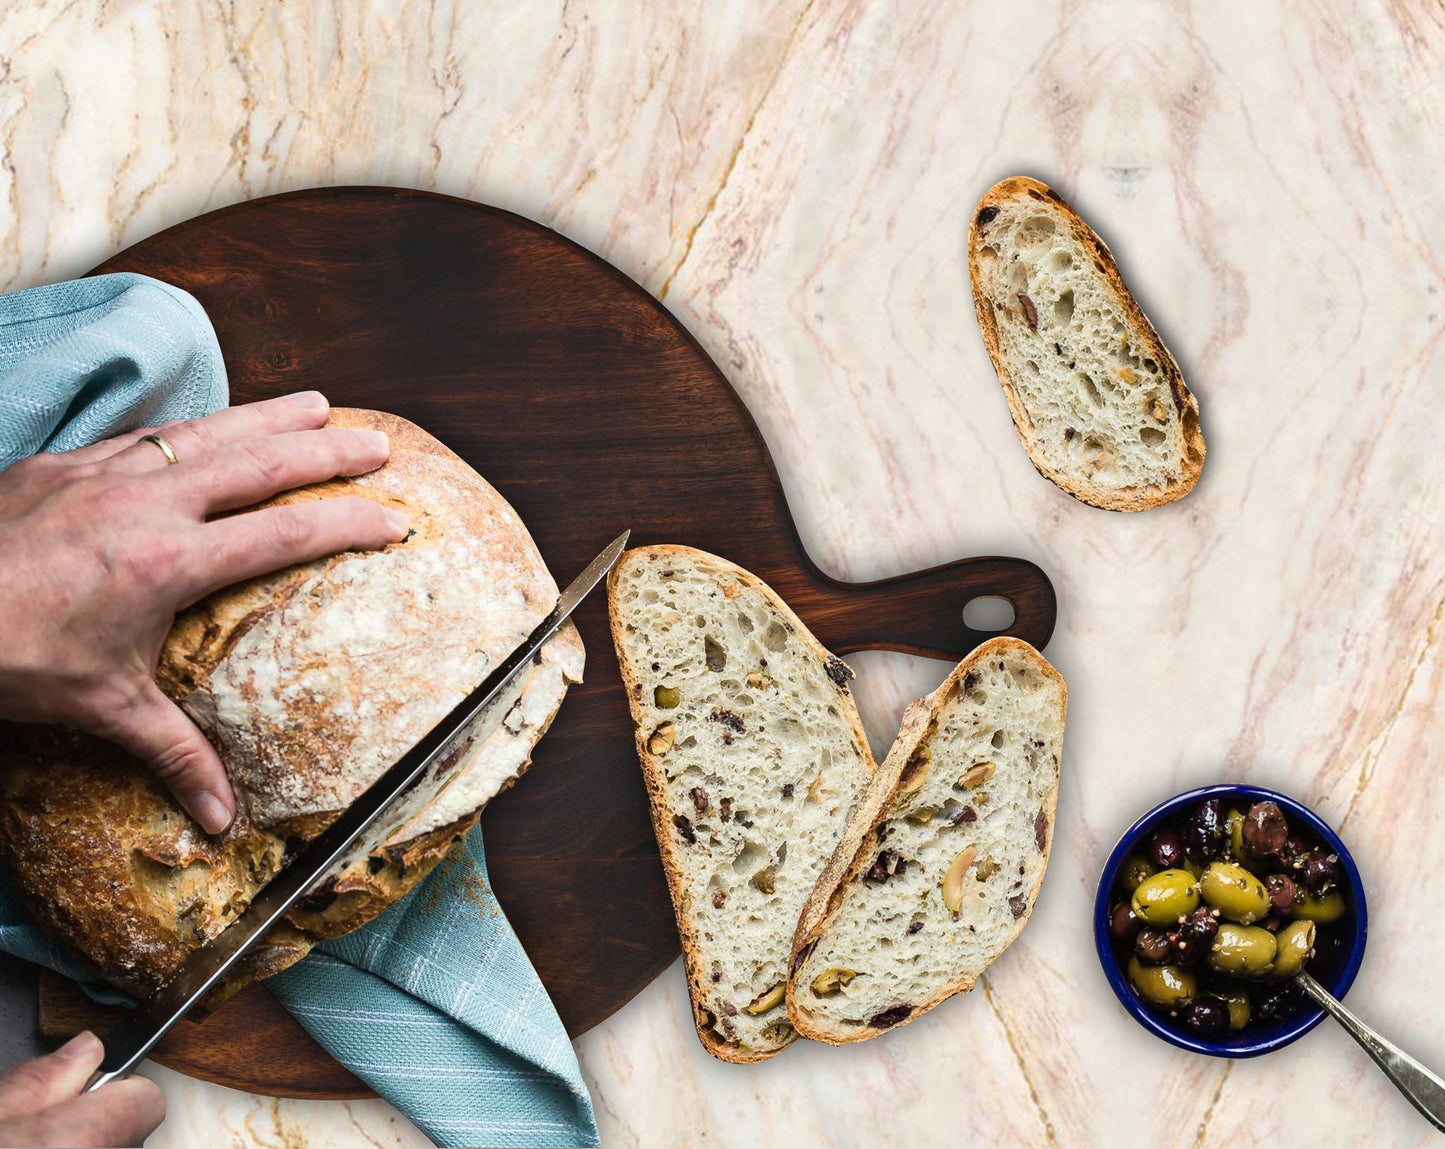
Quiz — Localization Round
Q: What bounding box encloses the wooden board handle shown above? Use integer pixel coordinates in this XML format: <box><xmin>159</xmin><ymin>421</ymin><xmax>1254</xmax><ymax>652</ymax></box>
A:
<box><xmin>798</xmin><ymin>556</ymin><xmax>1056</xmax><ymax>660</ymax></box>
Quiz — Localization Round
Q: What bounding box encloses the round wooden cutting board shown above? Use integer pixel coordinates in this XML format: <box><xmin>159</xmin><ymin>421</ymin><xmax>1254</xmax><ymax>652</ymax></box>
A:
<box><xmin>76</xmin><ymin>187</ymin><xmax>1056</xmax><ymax>1097</ymax></box>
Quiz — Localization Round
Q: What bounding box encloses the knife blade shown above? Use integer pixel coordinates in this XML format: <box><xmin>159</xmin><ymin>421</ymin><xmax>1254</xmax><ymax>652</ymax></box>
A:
<box><xmin>86</xmin><ymin>529</ymin><xmax>630</xmax><ymax>1091</ymax></box>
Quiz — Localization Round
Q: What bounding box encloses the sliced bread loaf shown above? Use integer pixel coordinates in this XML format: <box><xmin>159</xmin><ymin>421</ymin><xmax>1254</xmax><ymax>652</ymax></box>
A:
<box><xmin>608</xmin><ymin>546</ymin><xmax>875</xmax><ymax>1063</ymax></box>
<box><xmin>0</xmin><ymin>410</ymin><xmax>583</xmax><ymax>1005</ymax></box>
<box><xmin>787</xmin><ymin>637</ymin><xmax>1065</xmax><ymax>1043</ymax></box>
<box><xmin>968</xmin><ymin>175</ymin><xmax>1204</xmax><ymax>511</ymax></box>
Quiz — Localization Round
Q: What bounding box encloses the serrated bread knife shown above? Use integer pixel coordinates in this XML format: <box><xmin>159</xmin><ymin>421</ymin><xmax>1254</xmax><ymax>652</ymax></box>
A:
<box><xmin>86</xmin><ymin>529</ymin><xmax>630</xmax><ymax>1091</ymax></box>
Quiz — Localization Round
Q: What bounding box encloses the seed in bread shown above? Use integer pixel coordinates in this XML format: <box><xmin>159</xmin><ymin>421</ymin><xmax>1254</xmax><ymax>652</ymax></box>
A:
<box><xmin>787</xmin><ymin>637</ymin><xmax>1065</xmax><ymax>1043</ymax></box>
<box><xmin>968</xmin><ymin>175</ymin><xmax>1205</xmax><ymax>511</ymax></box>
<box><xmin>608</xmin><ymin>546</ymin><xmax>875</xmax><ymax>1063</ymax></box>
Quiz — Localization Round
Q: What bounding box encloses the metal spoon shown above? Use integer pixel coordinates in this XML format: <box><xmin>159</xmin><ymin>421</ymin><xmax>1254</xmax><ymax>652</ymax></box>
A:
<box><xmin>1297</xmin><ymin>971</ymin><xmax>1445</xmax><ymax>1133</ymax></box>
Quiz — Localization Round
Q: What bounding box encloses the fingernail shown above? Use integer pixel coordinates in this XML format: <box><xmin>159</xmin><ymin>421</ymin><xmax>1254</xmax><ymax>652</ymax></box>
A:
<box><xmin>384</xmin><ymin>509</ymin><xmax>410</xmax><ymax>535</ymax></box>
<box><xmin>189</xmin><ymin>791</ymin><xmax>233</xmax><ymax>835</ymax></box>
<box><xmin>286</xmin><ymin>390</ymin><xmax>327</xmax><ymax>408</ymax></box>
<box><xmin>57</xmin><ymin>1031</ymin><xmax>101</xmax><ymax>1060</ymax></box>
<box><xmin>359</xmin><ymin>430</ymin><xmax>389</xmax><ymax>453</ymax></box>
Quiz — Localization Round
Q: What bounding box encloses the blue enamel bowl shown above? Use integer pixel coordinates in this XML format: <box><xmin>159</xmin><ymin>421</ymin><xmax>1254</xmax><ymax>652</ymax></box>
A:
<box><xmin>1094</xmin><ymin>784</ymin><xmax>1367</xmax><ymax>1057</ymax></box>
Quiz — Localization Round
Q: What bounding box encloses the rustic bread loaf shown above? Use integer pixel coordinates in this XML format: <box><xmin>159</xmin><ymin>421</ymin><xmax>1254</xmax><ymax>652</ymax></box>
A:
<box><xmin>608</xmin><ymin>546</ymin><xmax>875</xmax><ymax>1063</ymax></box>
<box><xmin>0</xmin><ymin>409</ymin><xmax>583</xmax><ymax>1003</ymax></box>
<box><xmin>968</xmin><ymin>175</ymin><xmax>1205</xmax><ymax>511</ymax></box>
<box><xmin>787</xmin><ymin>637</ymin><xmax>1065</xmax><ymax>1043</ymax></box>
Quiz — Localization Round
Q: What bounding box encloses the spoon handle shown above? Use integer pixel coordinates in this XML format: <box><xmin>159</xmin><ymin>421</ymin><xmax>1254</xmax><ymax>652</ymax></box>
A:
<box><xmin>1296</xmin><ymin>971</ymin><xmax>1445</xmax><ymax>1133</ymax></box>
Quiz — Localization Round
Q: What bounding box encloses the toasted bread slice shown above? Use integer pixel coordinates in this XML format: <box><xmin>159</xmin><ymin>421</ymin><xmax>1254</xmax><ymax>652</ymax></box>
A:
<box><xmin>608</xmin><ymin>546</ymin><xmax>875</xmax><ymax>1062</ymax></box>
<box><xmin>968</xmin><ymin>175</ymin><xmax>1204</xmax><ymax>511</ymax></box>
<box><xmin>787</xmin><ymin>637</ymin><xmax>1065</xmax><ymax>1043</ymax></box>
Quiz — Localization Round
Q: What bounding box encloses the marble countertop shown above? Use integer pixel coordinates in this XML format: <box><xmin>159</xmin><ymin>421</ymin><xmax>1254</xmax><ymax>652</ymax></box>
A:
<box><xmin>3</xmin><ymin>1</ymin><xmax>1444</xmax><ymax>1145</ymax></box>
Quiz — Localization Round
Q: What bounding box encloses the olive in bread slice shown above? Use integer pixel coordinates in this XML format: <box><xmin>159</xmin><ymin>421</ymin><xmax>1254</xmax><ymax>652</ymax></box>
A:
<box><xmin>608</xmin><ymin>545</ymin><xmax>875</xmax><ymax>1063</ymax></box>
<box><xmin>787</xmin><ymin>637</ymin><xmax>1065</xmax><ymax>1043</ymax></box>
<box><xmin>968</xmin><ymin>175</ymin><xmax>1205</xmax><ymax>511</ymax></box>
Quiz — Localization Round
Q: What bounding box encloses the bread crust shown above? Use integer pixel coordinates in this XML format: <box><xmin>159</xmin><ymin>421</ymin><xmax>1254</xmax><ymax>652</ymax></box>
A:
<box><xmin>0</xmin><ymin>720</ymin><xmax>490</xmax><ymax>1010</ymax></box>
<box><xmin>607</xmin><ymin>545</ymin><xmax>875</xmax><ymax>1064</ymax></box>
<box><xmin>162</xmin><ymin>407</ymin><xmax>575</xmax><ymax>828</ymax></box>
<box><xmin>0</xmin><ymin>409</ymin><xmax>581</xmax><ymax>1004</ymax></box>
<box><xmin>968</xmin><ymin>176</ymin><xmax>1205</xmax><ymax>512</ymax></box>
<box><xmin>785</xmin><ymin>637</ymin><xmax>1066</xmax><ymax>1044</ymax></box>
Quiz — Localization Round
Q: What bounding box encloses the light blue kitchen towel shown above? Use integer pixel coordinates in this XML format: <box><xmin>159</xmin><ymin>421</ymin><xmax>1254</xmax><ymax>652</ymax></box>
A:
<box><xmin>270</xmin><ymin>834</ymin><xmax>598</xmax><ymax>1149</ymax></box>
<box><xmin>0</xmin><ymin>273</ymin><xmax>227</xmax><ymax>469</ymax></box>
<box><xmin>0</xmin><ymin>274</ymin><xmax>599</xmax><ymax>1149</ymax></box>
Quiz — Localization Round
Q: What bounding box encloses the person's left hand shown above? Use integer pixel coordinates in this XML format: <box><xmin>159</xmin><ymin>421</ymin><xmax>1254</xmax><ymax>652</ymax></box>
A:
<box><xmin>0</xmin><ymin>1032</ymin><xmax>163</xmax><ymax>1148</ymax></box>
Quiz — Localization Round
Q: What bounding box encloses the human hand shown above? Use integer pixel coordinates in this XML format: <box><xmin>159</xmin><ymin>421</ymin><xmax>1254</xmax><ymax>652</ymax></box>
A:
<box><xmin>0</xmin><ymin>391</ymin><xmax>409</xmax><ymax>833</ymax></box>
<box><xmin>0</xmin><ymin>1032</ymin><xmax>162</xmax><ymax>1148</ymax></box>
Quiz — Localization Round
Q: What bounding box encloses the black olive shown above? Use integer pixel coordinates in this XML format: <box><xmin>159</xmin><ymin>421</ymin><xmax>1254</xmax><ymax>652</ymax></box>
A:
<box><xmin>1265</xmin><ymin>873</ymin><xmax>1297</xmax><ymax>913</ymax></box>
<box><xmin>1182</xmin><ymin>995</ymin><xmax>1231</xmax><ymax>1036</ymax></box>
<box><xmin>1281</xmin><ymin>834</ymin><xmax>1312</xmax><ymax>871</ymax></box>
<box><xmin>1134</xmin><ymin>927</ymin><xmax>1173</xmax><ymax>964</ymax></box>
<box><xmin>1301</xmin><ymin>848</ymin><xmax>1341</xmax><ymax>893</ymax></box>
<box><xmin>1184</xmin><ymin>799</ymin><xmax>1226</xmax><ymax>863</ymax></box>
<box><xmin>1110</xmin><ymin>902</ymin><xmax>1141</xmax><ymax>945</ymax></box>
<box><xmin>1149</xmin><ymin>827</ymin><xmax>1185</xmax><ymax>869</ymax></box>
<box><xmin>1169</xmin><ymin>906</ymin><xmax>1220</xmax><ymax>964</ymax></box>
<box><xmin>1242</xmin><ymin>801</ymin><xmax>1289</xmax><ymax>858</ymax></box>
<box><xmin>1254</xmin><ymin>980</ymin><xmax>1306</xmax><ymax>1023</ymax></box>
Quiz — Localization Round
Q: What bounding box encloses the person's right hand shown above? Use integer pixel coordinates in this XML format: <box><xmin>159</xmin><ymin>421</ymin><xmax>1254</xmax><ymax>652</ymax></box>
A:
<box><xmin>0</xmin><ymin>391</ymin><xmax>409</xmax><ymax>833</ymax></box>
<box><xmin>0</xmin><ymin>1032</ymin><xmax>162</xmax><ymax>1148</ymax></box>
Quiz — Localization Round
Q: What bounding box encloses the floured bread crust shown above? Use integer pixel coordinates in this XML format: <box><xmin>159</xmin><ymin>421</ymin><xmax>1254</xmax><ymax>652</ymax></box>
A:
<box><xmin>0</xmin><ymin>409</ymin><xmax>582</xmax><ymax>1003</ymax></box>
<box><xmin>160</xmin><ymin>408</ymin><xmax>581</xmax><ymax>828</ymax></box>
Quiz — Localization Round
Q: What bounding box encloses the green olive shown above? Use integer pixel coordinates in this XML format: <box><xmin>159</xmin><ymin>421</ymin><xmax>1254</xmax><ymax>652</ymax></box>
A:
<box><xmin>654</xmin><ymin>685</ymin><xmax>680</xmax><ymax>708</ymax></box>
<box><xmin>1216</xmin><ymin>986</ymin><xmax>1251</xmax><ymax>1031</ymax></box>
<box><xmin>1181</xmin><ymin>858</ymin><xmax>1205</xmax><ymax>880</ymax></box>
<box><xmin>1208</xmin><ymin>923</ymin><xmax>1277</xmax><ymax>976</ymax></box>
<box><xmin>1199</xmin><ymin>861</ymin><xmax>1270</xmax><ymax>924</ymax></box>
<box><xmin>1119</xmin><ymin>855</ymin><xmax>1155</xmax><ymax>894</ymax></box>
<box><xmin>1225</xmin><ymin>807</ymin><xmax>1247</xmax><ymax>860</ymax></box>
<box><xmin>1293</xmin><ymin>888</ymin><xmax>1346</xmax><ymax>924</ymax></box>
<box><xmin>1131</xmin><ymin>869</ymin><xmax>1200</xmax><ymax>925</ymax></box>
<box><xmin>1127</xmin><ymin>956</ymin><xmax>1197</xmax><ymax>1009</ymax></box>
<box><xmin>1271</xmin><ymin>919</ymin><xmax>1317</xmax><ymax>978</ymax></box>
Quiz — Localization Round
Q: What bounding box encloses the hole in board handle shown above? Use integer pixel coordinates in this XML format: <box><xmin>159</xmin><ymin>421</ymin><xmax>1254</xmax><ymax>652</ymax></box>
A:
<box><xmin>962</xmin><ymin>596</ymin><xmax>1015</xmax><ymax>633</ymax></box>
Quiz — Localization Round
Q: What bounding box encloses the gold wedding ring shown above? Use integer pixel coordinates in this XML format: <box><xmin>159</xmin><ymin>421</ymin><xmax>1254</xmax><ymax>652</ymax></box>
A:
<box><xmin>140</xmin><ymin>433</ymin><xmax>180</xmax><ymax>466</ymax></box>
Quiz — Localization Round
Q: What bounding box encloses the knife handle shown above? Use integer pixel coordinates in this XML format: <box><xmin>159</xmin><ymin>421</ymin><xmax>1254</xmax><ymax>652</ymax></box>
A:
<box><xmin>83</xmin><ymin>1010</ymin><xmax>154</xmax><ymax>1093</ymax></box>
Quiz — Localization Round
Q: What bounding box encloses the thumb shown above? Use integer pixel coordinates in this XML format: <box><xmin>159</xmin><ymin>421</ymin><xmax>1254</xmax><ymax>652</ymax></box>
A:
<box><xmin>101</xmin><ymin>681</ymin><xmax>236</xmax><ymax>834</ymax></box>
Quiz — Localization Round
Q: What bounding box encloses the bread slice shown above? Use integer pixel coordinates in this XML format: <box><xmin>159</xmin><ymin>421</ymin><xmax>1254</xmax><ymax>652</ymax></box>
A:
<box><xmin>608</xmin><ymin>546</ymin><xmax>875</xmax><ymax>1063</ymax></box>
<box><xmin>968</xmin><ymin>175</ymin><xmax>1205</xmax><ymax>511</ymax></box>
<box><xmin>787</xmin><ymin>637</ymin><xmax>1065</xmax><ymax>1043</ymax></box>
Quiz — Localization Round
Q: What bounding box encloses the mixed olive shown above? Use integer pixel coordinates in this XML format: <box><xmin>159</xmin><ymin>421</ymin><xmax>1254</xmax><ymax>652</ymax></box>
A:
<box><xmin>1108</xmin><ymin>796</ymin><xmax>1346</xmax><ymax>1039</ymax></box>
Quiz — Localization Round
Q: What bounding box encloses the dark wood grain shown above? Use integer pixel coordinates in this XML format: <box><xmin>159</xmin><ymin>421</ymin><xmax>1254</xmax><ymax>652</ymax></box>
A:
<box><xmin>80</xmin><ymin>186</ymin><xmax>1056</xmax><ymax>1096</ymax></box>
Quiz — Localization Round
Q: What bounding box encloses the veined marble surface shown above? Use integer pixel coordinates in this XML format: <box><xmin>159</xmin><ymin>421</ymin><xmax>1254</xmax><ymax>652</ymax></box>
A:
<box><xmin>3</xmin><ymin>1</ymin><xmax>1444</xmax><ymax>1145</ymax></box>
